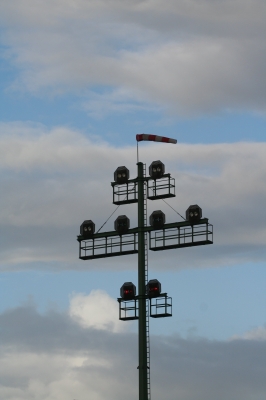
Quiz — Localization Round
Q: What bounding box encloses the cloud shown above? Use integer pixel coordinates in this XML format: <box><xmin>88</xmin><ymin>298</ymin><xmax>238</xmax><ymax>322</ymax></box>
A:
<box><xmin>0</xmin><ymin>301</ymin><xmax>265</xmax><ymax>400</ymax></box>
<box><xmin>0</xmin><ymin>122</ymin><xmax>265</xmax><ymax>270</ymax></box>
<box><xmin>231</xmin><ymin>326</ymin><xmax>266</xmax><ymax>341</ymax></box>
<box><xmin>0</xmin><ymin>0</ymin><xmax>265</xmax><ymax>115</ymax></box>
<box><xmin>69</xmin><ymin>290</ymin><xmax>129</xmax><ymax>332</ymax></box>
<box><xmin>82</xmin><ymin>88</ymin><xmax>162</xmax><ymax>119</ymax></box>
<box><xmin>0</xmin><ymin>122</ymin><xmax>110</xmax><ymax>173</ymax></box>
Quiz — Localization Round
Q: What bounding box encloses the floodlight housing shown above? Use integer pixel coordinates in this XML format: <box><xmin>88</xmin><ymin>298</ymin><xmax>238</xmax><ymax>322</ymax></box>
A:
<box><xmin>146</xmin><ymin>279</ymin><xmax>161</xmax><ymax>298</ymax></box>
<box><xmin>114</xmin><ymin>215</ymin><xmax>130</xmax><ymax>234</ymax></box>
<box><xmin>80</xmin><ymin>220</ymin><xmax>95</xmax><ymax>238</ymax></box>
<box><xmin>149</xmin><ymin>210</ymin><xmax>165</xmax><ymax>229</ymax></box>
<box><xmin>120</xmin><ymin>282</ymin><xmax>136</xmax><ymax>300</ymax></box>
<box><xmin>186</xmin><ymin>204</ymin><xmax>202</xmax><ymax>224</ymax></box>
<box><xmin>149</xmin><ymin>160</ymin><xmax>165</xmax><ymax>179</ymax></box>
<box><xmin>114</xmin><ymin>166</ymin><xmax>129</xmax><ymax>184</ymax></box>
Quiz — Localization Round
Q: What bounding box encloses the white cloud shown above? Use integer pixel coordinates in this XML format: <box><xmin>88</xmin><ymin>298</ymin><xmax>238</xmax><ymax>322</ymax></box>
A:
<box><xmin>231</xmin><ymin>326</ymin><xmax>266</xmax><ymax>341</ymax></box>
<box><xmin>0</xmin><ymin>122</ymin><xmax>110</xmax><ymax>173</ymax></box>
<box><xmin>0</xmin><ymin>0</ymin><xmax>265</xmax><ymax>114</ymax></box>
<box><xmin>69</xmin><ymin>290</ymin><xmax>129</xmax><ymax>332</ymax></box>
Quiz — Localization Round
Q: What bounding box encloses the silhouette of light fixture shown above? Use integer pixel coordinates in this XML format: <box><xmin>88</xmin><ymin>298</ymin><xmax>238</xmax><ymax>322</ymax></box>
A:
<box><xmin>114</xmin><ymin>215</ymin><xmax>130</xmax><ymax>234</ymax></box>
<box><xmin>120</xmin><ymin>282</ymin><xmax>136</xmax><ymax>300</ymax></box>
<box><xmin>146</xmin><ymin>279</ymin><xmax>161</xmax><ymax>298</ymax></box>
<box><xmin>80</xmin><ymin>220</ymin><xmax>95</xmax><ymax>238</ymax></box>
<box><xmin>186</xmin><ymin>204</ymin><xmax>202</xmax><ymax>224</ymax></box>
<box><xmin>114</xmin><ymin>166</ymin><xmax>130</xmax><ymax>184</ymax></box>
<box><xmin>149</xmin><ymin>210</ymin><xmax>165</xmax><ymax>229</ymax></box>
<box><xmin>149</xmin><ymin>160</ymin><xmax>165</xmax><ymax>179</ymax></box>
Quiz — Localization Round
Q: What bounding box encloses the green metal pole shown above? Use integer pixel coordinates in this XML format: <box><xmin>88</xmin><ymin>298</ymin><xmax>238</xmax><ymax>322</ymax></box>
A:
<box><xmin>137</xmin><ymin>162</ymin><xmax>148</xmax><ymax>400</ymax></box>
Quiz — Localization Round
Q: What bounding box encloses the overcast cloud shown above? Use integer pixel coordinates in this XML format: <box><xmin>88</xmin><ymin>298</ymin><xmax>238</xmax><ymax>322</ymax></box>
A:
<box><xmin>0</xmin><ymin>292</ymin><xmax>265</xmax><ymax>400</ymax></box>
<box><xmin>1</xmin><ymin>0</ymin><xmax>265</xmax><ymax>115</ymax></box>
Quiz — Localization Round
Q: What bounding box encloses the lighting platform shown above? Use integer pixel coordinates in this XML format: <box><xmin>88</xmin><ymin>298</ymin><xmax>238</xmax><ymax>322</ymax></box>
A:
<box><xmin>149</xmin><ymin>218</ymin><xmax>213</xmax><ymax>251</ymax></box>
<box><xmin>149</xmin><ymin>294</ymin><xmax>172</xmax><ymax>318</ymax></box>
<box><xmin>111</xmin><ymin>179</ymin><xmax>138</xmax><ymax>205</ymax></box>
<box><xmin>117</xmin><ymin>298</ymin><xmax>139</xmax><ymax>321</ymax></box>
<box><xmin>117</xmin><ymin>294</ymin><xmax>172</xmax><ymax>320</ymax></box>
<box><xmin>78</xmin><ymin>229</ymin><xmax>138</xmax><ymax>260</ymax></box>
<box><xmin>147</xmin><ymin>174</ymin><xmax>175</xmax><ymax>200</ymax></box>
<box><xmin>78</xmin><ymin>219</ymin><xmax>213</xmax><ymax>259</ymax></box>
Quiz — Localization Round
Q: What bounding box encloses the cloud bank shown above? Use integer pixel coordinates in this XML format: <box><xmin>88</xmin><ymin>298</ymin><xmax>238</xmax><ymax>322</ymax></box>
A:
<box><xmin>1</xmin><ymin>0</ymin><xmax>265</xmax><ymax>115</ymax></box>
<box><xmin>0</xmin><ymin>293</ymin><xmax>265</xmax><ymax>400</ymax></box>
<box><xmin>0</xmin><ymin>122</ymin><xmax>265</xmax><ymax>271</ymax></box>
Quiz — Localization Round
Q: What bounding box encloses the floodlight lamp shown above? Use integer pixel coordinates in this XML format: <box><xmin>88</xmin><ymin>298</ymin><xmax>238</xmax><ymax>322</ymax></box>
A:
<box><xmin>149</xmin><ymin>160</ymin><xmax>165</xmax><ymax>179</ymax></box>
<box><xmin>149</xmin><ymin>210</ymin><xmax>165</xmax><ymax>229</ymax></box>
<box><xmin>114</xmin><ymin>166</ymin><xmax>129</xmax><ymax>183</ymax></box>
<box><xmin>186</xmin><ymin>205</ymin><xmax>202</xmax><ymax>224</ymax></box>
<box><xmin>146</xmin><ymin>279</ymin><xmax>161</xmax><ymax>298</ymax></box>
<box><xmin>120</xmin><ymin>282</ymin><xmax>136</xmax><ymax>300</ymax></box>
<box><xmin>114</xmin><ymin>215</ymin><xmax>130</xmax><ymax>234</ymax></box>
<box><xmin>80</xmin><ymin>220</ymin><xmax>95</xmax><ymax>238</ymax></box>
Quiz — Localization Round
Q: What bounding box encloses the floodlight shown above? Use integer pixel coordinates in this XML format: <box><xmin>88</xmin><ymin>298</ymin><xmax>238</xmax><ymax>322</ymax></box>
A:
<box><xmin>80</xmin><ymin>220</ymin><xmax>95</xmax><ymax>238</ymax></box>
<box><xmin>114</xmin><ymin>166</ymin><xmax>129</xmax><ymax>183</ymax></box>
<box><xmin>186</xmin><ymin>204</ymin><xmax>202</xmax><ymax>224</ymax></box>
<box><xmin>146</xmin><ymin>279</ymin><xmax>161</xmax><ymax>298</ymax></box>
<box><xmin>114</xmin><ymin>215</ymin><xmax>130</xmax><ymax>234</ymax></box>
<box><xmin>149</xmin><ymin>210</ymin><xmax>165</xmax><ymax>229</ymax></box>
<box><xmin>149</xmin><ymin>160</ymin><xmax>165</xmax><ymax>179</ymax></box>
<box><xmin>120</xmin><ymin>282</ymin><xmax>136</xmax><ymax>300</ymax></box>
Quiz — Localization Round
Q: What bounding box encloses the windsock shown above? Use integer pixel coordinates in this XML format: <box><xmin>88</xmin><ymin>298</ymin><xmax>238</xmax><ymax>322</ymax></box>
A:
<box><xmin>136</xmin><ymin>134</ymin><xmax>177</xmax><ymax>144</ymax></box>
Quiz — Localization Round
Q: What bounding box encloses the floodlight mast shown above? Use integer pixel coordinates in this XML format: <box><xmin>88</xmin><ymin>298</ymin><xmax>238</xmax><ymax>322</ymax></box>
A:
<box><xmin>78</xmin><ymin>151</ymin><xmax>213</xmax><ymax>400</ymax></box>
<box><xmin>137</xmin><ymin>162</ymin><xmax>148</xmax><ymax>400</ymax></box>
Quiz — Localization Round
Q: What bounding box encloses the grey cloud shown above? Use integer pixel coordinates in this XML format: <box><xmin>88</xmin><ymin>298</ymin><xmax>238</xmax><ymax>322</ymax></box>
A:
<box><xmin>121</xmin><ymin>39</ymin><xmax>266</xmax><ymax>114</ymax></box>
<box><xmin>2</xmin><ymin>1</ymin><xmax>265</xmax><ymax>38</ymax></box>
<box><xmin>0</xmin><ymin>0</ymin><xmax>265</xmax><ymax>114</ymax></box>
<box><xmin>0</xmin><ymin>304</ymin><xmax>265</xmax><ymax>400</ymax></box>
<box><xmin>150</xmin><ymin>335</ymin><xmax>266</xmax><ymax>400</ymax></box>
<box><xmin>0</xmin><ymin>304</ymin><xmax>136</xmax><ymax>356</ymax></box>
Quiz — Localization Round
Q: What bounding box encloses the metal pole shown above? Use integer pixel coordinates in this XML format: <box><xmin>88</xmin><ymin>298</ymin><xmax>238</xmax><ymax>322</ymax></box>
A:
<box><xmin>137</xmin><ymin>162</ymin><xmax>148</xmax><ymax>400</ymax></box>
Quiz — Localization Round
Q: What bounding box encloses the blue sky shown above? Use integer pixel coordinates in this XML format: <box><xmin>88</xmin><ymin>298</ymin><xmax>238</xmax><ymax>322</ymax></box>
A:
<box><xmin>0</xmin><ymin>1</ymin><xmax>266</xmax><ymax>399</ymax></box>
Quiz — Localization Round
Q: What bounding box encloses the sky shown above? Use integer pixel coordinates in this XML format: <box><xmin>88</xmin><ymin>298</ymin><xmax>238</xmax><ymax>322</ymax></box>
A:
<box><xmin>0</xmin><ymin>1</ymin><xmax>266</xmax><ymax>399</ymax></box>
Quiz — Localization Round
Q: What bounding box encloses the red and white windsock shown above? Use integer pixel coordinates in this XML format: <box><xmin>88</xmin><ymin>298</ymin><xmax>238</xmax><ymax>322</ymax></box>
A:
<box><xmin>136</xmin><ymin>134</ymin><xmax>177</xmax><ymax>144</ymax></box>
